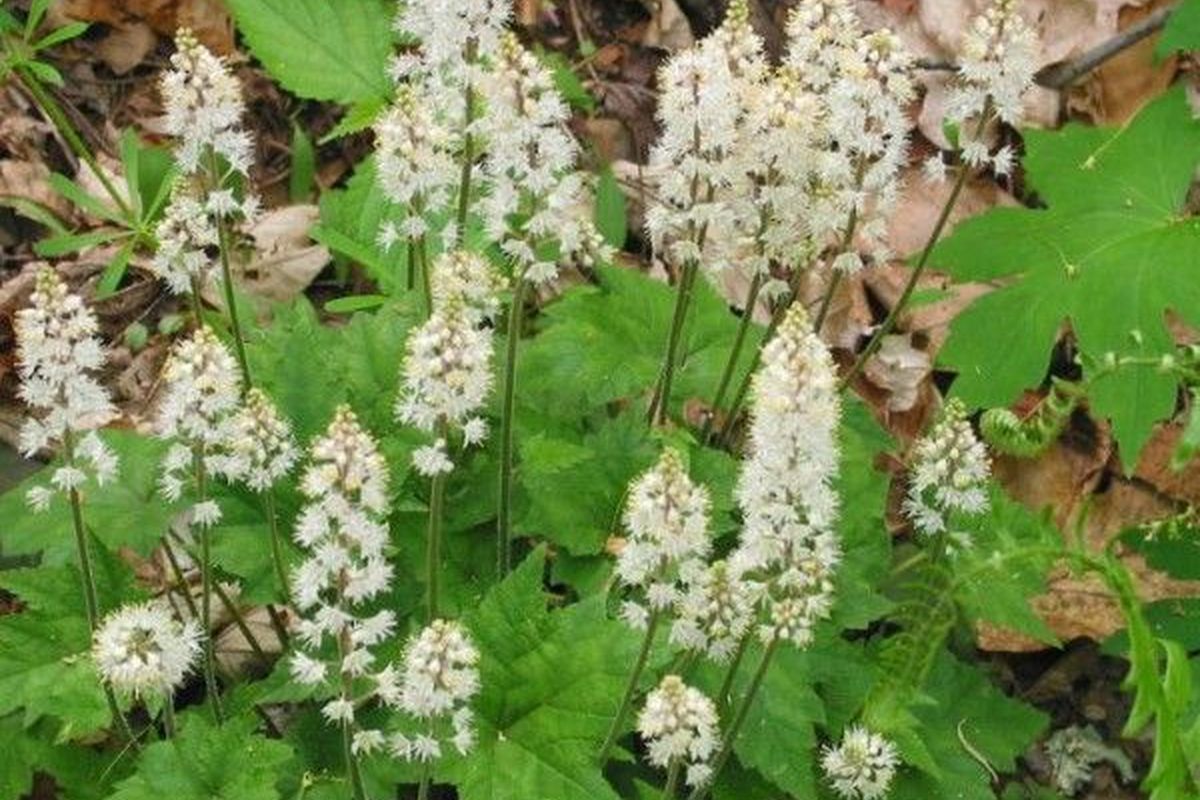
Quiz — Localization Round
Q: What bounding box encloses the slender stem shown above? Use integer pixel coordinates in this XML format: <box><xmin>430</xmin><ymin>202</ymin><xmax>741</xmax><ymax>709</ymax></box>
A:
<box><xmin>497</xmin><ymin>276</ymin><xmax>528</xmax><ymax>578</ymax></box>
<box><xmin>417</xmin><ymin>761</ymin><xmax>432</xmax><ymax>800</ymax></box>
<box><xmin>208</xmin><ymin>153</ymin><xmax>252</xmax><ymax>391</ymax></box>
<box><xmin>62</xmin><ymin>431</ymin><xmax>137</xmax><ymax>747</ymax></box>
<box><xmin>662</xmin><ymin>758</ymin><xmax>683</xmax><ymax>800</ymax></box>
<box><xmin>454</xmin><ymin>44</ymin><xmax>478</xmax><ymax>246</ymax></box>
<box><xmin>418</xmin><ymin>232</ymin><xmax>433</xmax><ymax>318</ymax></box>
<box><xmin>17</xmin><ymin>70</ymin><xmax>132</xmax><ymax>220</ymax></box>
<box><xmin>188</xmin><ymin>278</ymin><xmax>205</xmax><ymax>330</ymax></box>
<box><xmin>426</xmin><ymin>419</ymin><xmax>449</xmax><ymax>622</ymax></box>
<box><xmin>700</xmin><ymin>271</ymin><xmax>763</xmax><ymax>442</ymax></box>
<box><xmin>211</xmin><ymin>580</ymin><xmax>272</xmax><ymax>671</ymax></box>
<box><xmin>162</xmin><ymin>698</ymin><xmax>177</xmax><ymax>740</ymax></box>
<box><xmin>839</xmin><ymin>162</ymin><xmax>970</xmax><ymax>391</ymax></box>
<box><xmin>648</xmin><ymin>259</ymin><xmax>700</xmax><ymax>426</ymax></box>
<box><xmin>599</xmin><ymin>612</ymin><xmax>661</xmax><ymax>763</ymax></box>
<box><xmin>161</xmin><ymin>535</ymin><xmax>199</xmax><ymax>619</ymax></box>
<box><xmin>338</xmin><ymin>628</ymin><xmax>368</xmax><ymax>800</ymax></box>
<box><xmin>686</xmin><ymin>637</ymin><xmax>780</xmax><ymax>800</ymax></box>
<box><xmin>265</xmin><ymin>490</ymin><xmax>290</xmax><ymax>603</ymax></box>
<box><xmin>406</xmin><ymin>237</ymin><xmax>417</xmax><ymax>291</ymax></box>
<box><xmin>193</xmin><ymin>446</ymin><xmax>224</xmax><ymax>723</ymax></box>
<box><xmin>813</xmin><ymin>159</ymin><xmax>866</xmax><ymax>333</ymax></box>
<box><xmin>715</xmin><ymin>635</ymin><xmax>750</xmax><ymax>712</ymax></box>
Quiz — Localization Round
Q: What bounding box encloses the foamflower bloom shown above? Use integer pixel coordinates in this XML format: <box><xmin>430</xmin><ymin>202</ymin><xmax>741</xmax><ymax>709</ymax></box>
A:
<box><xmin>904</xmin><ymin>398</ymin><xmax>990</xmax><ymax>542</ymax></box>
<box><xmin>638</xmin><ymin>675</ymin><xmax>720</xmax><ymax>788</ymax></box>
<box><xmin>671</xmin><ymin>559</ymin><xmax>758</xmax><ymax>663</ymax></box>
<box><xmin>381</xmin><ymin>619</ymin><xmax>481</xmax><ymax>762</ymax></box>
<box><xmin>14</xmin><ymin>268</ymin><xmax>117</xmax><ymax>510</ymax></box>
<box><xmin>161</xmin><ymin>28</ymin><xmax>253</xmax><ymax>175</ymax></box>
<box><xmin>209</xmin><ymin>387</ymin><xmax>298</xmax><ymax>492</ymax></box>
<box><xmin>821</xmin><ymin>725</ymin><xmax>900</xmax><ymax>800</ymax></box>
<box><xmin>732</xmin><ymin>305</ymin><xmax>842</xmax><ymax>648</ymax></box>
<box><xmin>93</xmin><ymin>601</ymin><xmax>202</xmax><ymax>699</ymax></box>
<box><xmin>616</xmin><ymin>449</ymin><xmax>711</xmax><ymax>630</ymax></box>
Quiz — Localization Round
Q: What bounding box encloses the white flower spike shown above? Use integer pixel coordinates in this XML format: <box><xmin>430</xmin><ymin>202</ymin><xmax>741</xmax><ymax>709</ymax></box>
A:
<box><xmin>821</xmin><ymin>725</ymin><xmax>900</xmax><ymax>800</ymax></box>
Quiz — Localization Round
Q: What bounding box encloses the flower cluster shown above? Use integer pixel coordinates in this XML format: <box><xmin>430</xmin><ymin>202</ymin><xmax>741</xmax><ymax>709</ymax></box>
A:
<box><xmin>93</xmin><ymin>601</ymin><xmax>202</xmax><ymax>700</ymax></box>
<box><xmin>391</xmin><ymin>0</ymin><xmax>510</xmax><ymax>87</ymax></box>
<box><xmin>942</xmin><ymin>0</ymin><xmax>1038</xmax><ymax>175</ymax></box>
<box><xmin>431</xmin><ymin>250</ymin><xmax>507</xmax><ymax>322</ymax></box>
<box><xmin>820</xmin><ymin>725</ymin><xmax>900</xmax><ymax>800</ymax></box>
<box><xmin>377</xmin><ymin>619</ymin><xmax>481</xmax><ymax>762</ymax></box>
<box><xmin>289</xmin><ymin>406</ymin><xmax>397</xmax><ymax>738</ymax></box>
<box><xmin>478</xmin><ymin>33</ymin><xmax>602</xmax><ymax>284</ymax></box>
<box><xmin>1044</xmin><ymin>725</ymin><xmax>1129</xmax><ymax>795</ymax></box>
<box><xmin>733</xmin><ymin>305</ymin><xmax>842</xmax><ymax>648</ymax></box>
<box><xmin>15</xmin><ymin>268</ymin><xmax>118</xmax><ymax>511</ymax></box>
<box><xmin>637</xmin><ymin>675</ymin><xmax>720</xmax><ymax>788</ymax></box>
<box><xmin>209</xmin><ymin>387</ymin><xmax>298</xmax><ymax>492</ymax></box>
<box><xmin>154</xmin><ymin>30</ymin><xmax>259</xmax><ymax>295</ymax></box>
<box><xmin>396</xmin><ymin>296</ymin><xmax>494</xmax><ymax>475</ymax></box>
<box><xmin>374</xmin><ymin>84</ymin><xmax>456</xmax><ymax>247</ymax></box>
<box><xmin>670</xmin><ymin>559</ymin><xmax>757</xmax><ymax>662</ymax></box>
<box><xmin>616</xmin><ymin>448</ymin><xmax>711</xmax><ymax>630</ymax></box>
<box><xmin>903</xmin><ymin>398</ymin><xmax>990</xmax><ymax>543</ymax></box>
<box><xmin>157</xmin><ymin>326</ymin><xmax>241</xmax><ymax>525</ymax></box>
<box><xmin>161</xmin><ymin>29</ymin><xmax>252</xmax><ymax>174</ymax></box>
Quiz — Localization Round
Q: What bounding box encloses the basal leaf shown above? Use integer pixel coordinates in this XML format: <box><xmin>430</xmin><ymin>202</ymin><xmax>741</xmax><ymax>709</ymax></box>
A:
<box><xmin>935</xmin><ymin>88</ymin><xmax>1200</xmax><ymax>465</ymax></box>
<box><xmin>109</xmin><ymin>714</ymin><xmax>292</xmax><ymax>800</ymax></box>
<box><xmin>226</xmin><ymin>0</ymin><xmax>393</xmax><ymax>104</ymax></box>
<box><xmin>311</xmin><ymin>157</ymin><xmax>408</xmax><ymax>293</ymax></box>
<box><xmin>451</xmin><ymin>548</ymin><xmax>637</xmax><ymax>800</ymax></box>
<box><xmin>1159</xmin><ymin>0</ymin><xmax>1200</xmax><ymax>56</ymax></box>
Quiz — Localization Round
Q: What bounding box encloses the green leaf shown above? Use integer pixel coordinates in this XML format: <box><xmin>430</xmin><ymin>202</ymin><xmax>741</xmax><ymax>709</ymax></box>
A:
<box><xmin>935</xmin><ymin>88</ymin><xmax>1200</xmax><ymax>464</ymax></box>
<box><xmin>517</xmin><ymin>412</ymin><xmax>658</xmax><ymax>555</ymax></box>
<box><xmin>225</xmin><ymin>0</ymin><xmax>393</xmax><ymax>104</ymax></box>
<box><xmin>518</xmin><ymin>265</ymin><xmax>762</xmax><ymax>420</ymax></box>
<box><xmin>451</xmin><ymin>548</ymin><xmax>635</xmax><ymax>800</ymax></box>
<box><xmin>0</xmin><ymin>431</ymin><xmax>179</xmax><ymax>563</ymax></box>
<box><xmin>0</xmin><ymin>194</ymin><xmax>68</xmax><ymax>234</ymax></box>
<box><xmin>311</xmin><ymin>157</ymin><xmax>407</xmax><ymax>293</ymax></box>
<box><xmin>32</xmin><ymin>21</ymin><xmax>88</xmax><ymax>50</ymax></box>
<box><xmin>1174</xmin><ymin>388</ymin><xmax>1200</xmax><ymax>469</ymax></box>
<box><xmin>889</xmin><ymin>654</ymin><xmax>1048</xmax><ymax>800</ymax></box>
<box><xmin>538</xmin><ymin>49</ymin><xmax>596</xmax><ymax>114</ymax></box>
<box><xmin>109</xmin><ymin>714</ymin><xmax>293</xmax><ymax>800</ymax></box>
<box><xmin>1158</xmin><ymin>0</ymin><xmax>1200</xmax><ymax>56</ymax></box>
<box><xmin>0</xmin><ymin>715</ymin><xmax>113</xmax><ymax>800</ymax></box>
<box><xmin>0</xmin><ymin>543</ymin><xmax>135</xmax><ymax>735</ymax></box>
<box><xmin>324</xmin><ymin>294</ymin><xmax>389</xmax><ymax>314</ymax></box>
<box><xmin>595</xmin><ymin>167</ymin><xmax>627</xmax><ymax>249</ymax></box>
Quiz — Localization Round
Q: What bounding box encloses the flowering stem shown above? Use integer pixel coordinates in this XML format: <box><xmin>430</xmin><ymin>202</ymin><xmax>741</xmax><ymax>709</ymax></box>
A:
<box><xmin>700</xmin><ymin>271</ymin><xmax>763</xmax><ymax>442</ymax></box>
<box><xmin>416</xmin><ymin>766</ymin><xmax>432</xmax><ymax>800</ymax></box>
<box><xmin>17</xmin><ymin>70</ymin><xmax>133</xmax><ymax>221</ymax></box>
<box><xmin>648</xmin><ymin>259</ymin><xmax>700</xmax><ymax>426</ymax></box>
<box><xmin>838</xmin><ymin>161</ymin><xmax>971</xmax><ymax>392</ymax></box>
<box><xmin>715</xmin><ymin>635</ymin><xmax>750</xmax><ymax>712</ymax></box>
<box><xmin>686</xmin><ymin>637</ymin><xmax>779</xmax><ymax>800</ymax></box>
<box><xmin>599</xmin><ymin>611</ymin><xmax>660</xmax><ymax>764</ymax></box>
<box><xmin>497</xmin><ymin>275</ymin><xmax>529</xmax><ymax>577</ymax></box>
<box><xmin>454</xmin><ymin>42</ymin><xmax>478</xmax><ymax>245</ymax></box>
<box><xmin>813</xmin><ymin>197</ymin><xmax>863</xmax><ymax>333</ymax></box>
<box><xmin>210</xmin><ymin>579</ymin><xmax>273</xmax><ymax>671</ymax></box>
<box><xmin>716</xmin><ymin>266</ymin><xmax>805</xmax><ymax>449</ymax></box>
<box><xmin>193</xmin><ymin>446</ymin><xmax>224</xmax><ymax>723</ymax></box>
<box><xmin>162</xmin><ymin>698</ymin><xmax>177</xmax><ymax>740</ymax></box>
<box><xmin>62</xmin><ymin>431</ymin><xmax>137</xmax><ymax>747</ymax></box>
<box><xmin>207</xmin><ymin>154</ymin><xmax>253</xmax><ymax>391</ymax></box>
<box><xmin>337</xmin><ymin>629</ymin><xmax>369</xmax><ymax>800</ymax></box>
<box><xmin>662</xmin><ymin>757</ymin><xmax>683</xmax><ymax>800</ymax></box>
<box><xmin>426</xmin><ymin>419</ymin><xmax>449</xmax><ymax>622</ymax></box>
<box><xmin>418</xmin><ymin>233</ymin><xmax>433</xmax><ymax>318</ymax></box>
<box><xmin>265</xmin><ymin>490</ymin><xmax>290</xmax><ymax>604</ymax></box>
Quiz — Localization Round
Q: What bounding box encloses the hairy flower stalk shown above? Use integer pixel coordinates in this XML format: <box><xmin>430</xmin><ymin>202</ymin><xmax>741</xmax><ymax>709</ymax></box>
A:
<box><xmin>15</xmin><ymin>267</ymin><xmax>133</xmax><ymax>740</ymax></box>
<box><xmin>690</xmin><ymin>306</ymin><xmax>842</xmax><ymax>799</ymax></box>
<box><xmin>600</xmin><ymin>449</ymin><xmax>711</xmax><ymax>763</ymax></box>
<box><xmin>157</xmin><ymin>325</ymin><xmax>241</xmax><ymax>721</ymax></box>
<box><xmin>645</xmin><ymin>20</ymin><xmax>741</xmax><ymax>426</ymax></box>
<box><xmin>478</xmin><ymin>32</ymin><xmax>604</xmax><ymax>575</ymax></box>
<box><xmin>821</xmin><ymin>725</ymin><xmax>900</xmax><ymax>800</ymax></box>
<box><xmin>93</xmin><ymin>601</ymin><xmax>202</xmax><ymax>738</ymax></box>
<box><xmin>397</xmin><ymin>271</ymin><xmax>496</xmax><ymax>616</ymax></box>
<box><xmin>290</xmin><ymin>406</ymin><xmax>393</xmax><ymax>800</ymax></box>
<box><xmin>904</xmin><ymin>398</ymin><xmax>990</xmax><ymax>553</ymax></box>
<box><xmin>843</xmin><ymin>0</ymin><xmax>1037</xmax><ymax>390</ymax></box>
<box><xmin>377</xmin><ymin>619</ymin><xmax>481</xmax><ymax>797</ymax></box>
<box><xmin>638</xmin><ymin>675</ymin><xmax>720</xmax><ymax>794</ymax></box>
<box><xmin>157</xmin><ymin>28</ymin><xmax>259</xmax><ymax>383</ymax></box>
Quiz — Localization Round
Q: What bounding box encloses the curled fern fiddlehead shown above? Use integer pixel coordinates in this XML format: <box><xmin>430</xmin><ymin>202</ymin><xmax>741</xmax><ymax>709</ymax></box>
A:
<box><xmin>980</xmin><ymin>378</ymin><xmax>1084</xmax><ymax>458</ymax></box>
